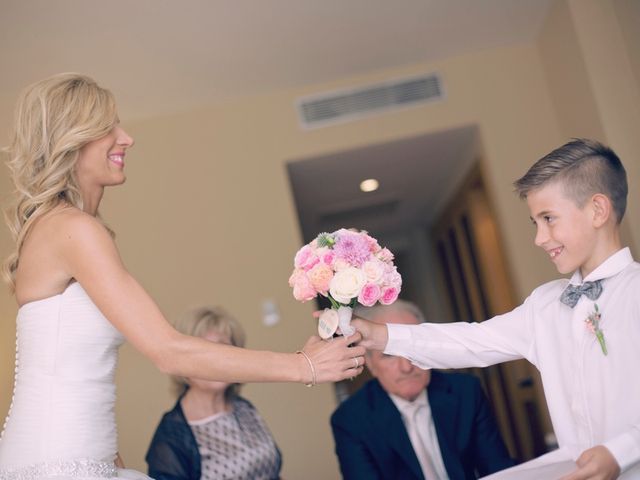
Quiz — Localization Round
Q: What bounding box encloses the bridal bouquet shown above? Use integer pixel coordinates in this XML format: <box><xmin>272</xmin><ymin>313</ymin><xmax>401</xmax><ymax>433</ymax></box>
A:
<box><xmin>289</xmin><ymin>229</ymin><xmax>402</xmax><ymax>338</ymax></box>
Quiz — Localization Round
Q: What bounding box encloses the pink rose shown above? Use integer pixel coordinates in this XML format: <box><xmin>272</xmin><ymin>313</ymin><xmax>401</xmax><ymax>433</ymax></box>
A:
<box><xmin>307</xmin><ymin>263</ymin><xmax>334</xmax><ymax>295</ymax></box>
<box><xmin>383</xmin><ymin>266</ymin><xmax>402</xmax><ymax>289</ymax></box>
<box><xmin>364</xmin><ymin>234</ymin><xmax>381</xmax><ymax>253</ymax></box>
<box><xmin>288</xmin><ymin>268</ymin><xmax>303</xmax><ymax>287</ymax></box>
<box><xmin>377</xmin><ymin>248</ymin><xmax>394</xmax><ymax>263</ymax></box>
<box><xmin>289</xmin><ymin>270</ymin><xmax>317</xmax><ymax>302</ymax></box>
<box><xmin>379</xmin><ymin>286</ymin><xmax>399</xmax><ymax>305</ymax></box>
<box><xmin>294</xmin><ymin>245</ymin><xmax>319</xmax><ymax>271</ymax></box>
<box><xmin>358</xmin><ymin>283</ymin><xmax>381</xmax><ymax>307</ymax></box>
<box><xmin>322</xmin><ymin>250</ymin><xmax>336</xmax><ymax>266</ymax></box>
<box><xmin>314</xmin><ymin>247</ymin><xmax>336</xmax><ymax>267</ymax></box>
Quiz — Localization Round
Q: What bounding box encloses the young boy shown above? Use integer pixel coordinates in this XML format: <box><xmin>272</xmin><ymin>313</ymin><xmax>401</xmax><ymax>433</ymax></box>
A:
<box><xmin>354</xmin><ymin>139</ymin><xmax>640</xmax><ymax>479</ymax></box>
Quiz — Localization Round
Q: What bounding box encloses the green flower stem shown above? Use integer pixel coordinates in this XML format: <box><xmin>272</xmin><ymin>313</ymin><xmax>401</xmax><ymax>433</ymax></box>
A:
<box><xmin>596</xmin><ymin>331</ymin><xmax>608</xmax><ymax>356</ymax></box>
<box><xmin>328</xmin><ymin>296</ymin><xmax>341</xmax><ymax>310</ymax></box>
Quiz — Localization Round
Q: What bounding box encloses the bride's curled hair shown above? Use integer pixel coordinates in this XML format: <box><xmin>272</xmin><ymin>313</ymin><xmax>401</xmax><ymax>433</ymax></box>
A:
<box><xmin>2</xmin><ymin>73</ymin><xmax>118</xmax><ymax>288</ymax></box>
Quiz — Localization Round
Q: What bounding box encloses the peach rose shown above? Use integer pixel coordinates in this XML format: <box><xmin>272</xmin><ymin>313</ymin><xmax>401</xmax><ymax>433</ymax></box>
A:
<box><xmin>307</xmin><ymin>263</ymin><xmax>334</xmax><ymax>295</ymax></box>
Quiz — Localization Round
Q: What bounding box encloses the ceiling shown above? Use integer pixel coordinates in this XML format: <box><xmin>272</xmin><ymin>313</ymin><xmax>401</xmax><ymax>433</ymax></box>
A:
<box><xmin>288</xmin><ymin>125</ymin><xmax>479</xmax><ymax>242</ymax></box>
<box><xmin>0</xmin><ymin>0</ymin><xmax>552</xmax><ymax>121</ymax></box>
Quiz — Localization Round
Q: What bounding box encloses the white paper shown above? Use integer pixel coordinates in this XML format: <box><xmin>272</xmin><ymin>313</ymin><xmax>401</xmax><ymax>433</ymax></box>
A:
<box><xmin>480</xmin><ymin>449</ymin><xmax>577</xmax><ymax>480</ymax></box>
<box><xmin>317</xmin><ymin>308</ymin><xmax>339</xmax><ymax>339</ymax></box>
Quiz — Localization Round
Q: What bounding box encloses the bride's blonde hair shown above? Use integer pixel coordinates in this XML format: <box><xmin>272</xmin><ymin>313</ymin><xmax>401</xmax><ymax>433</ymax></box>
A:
<box><xmin>2</xmin><ymin>73</ymin><xmax>118</xmax><ymax>289</ymax></box>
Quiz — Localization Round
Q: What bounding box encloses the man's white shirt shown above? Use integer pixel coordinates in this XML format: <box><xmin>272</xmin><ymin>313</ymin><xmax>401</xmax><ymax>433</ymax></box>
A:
<box><xmin>390</xmin><ymin>389</ymin><xmax>449</xmax><ymax>480</ymax></box>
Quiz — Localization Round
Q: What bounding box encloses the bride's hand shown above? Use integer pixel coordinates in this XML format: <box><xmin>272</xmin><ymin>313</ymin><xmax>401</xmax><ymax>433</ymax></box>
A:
<box><xmin>297</xmin><ymin>333</ymin><xmax>365</xmax><ymax>385</ymax></box>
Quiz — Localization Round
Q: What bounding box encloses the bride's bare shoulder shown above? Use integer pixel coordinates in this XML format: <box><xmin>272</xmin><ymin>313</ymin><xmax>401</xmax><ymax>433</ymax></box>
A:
<box><xmin>16</xmin><ymin>207</ymin><xmax>110</xmax><ymax>305</ymax></box>
<box><xmin>22</xmin><ymin>206</ymin><xmax>113</xmax><ymax>260</ymax></box>
<box><xmin>35</xmin><ymin>206</ymin><xmax>107</xmax><ymax>237</ymax></box>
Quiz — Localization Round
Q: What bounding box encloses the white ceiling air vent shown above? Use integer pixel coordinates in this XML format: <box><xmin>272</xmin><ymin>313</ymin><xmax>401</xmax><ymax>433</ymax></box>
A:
<box><xmin>297</xmin><ymin>73</ymin><xmax>443</xmax><ymax>129</ymax></box>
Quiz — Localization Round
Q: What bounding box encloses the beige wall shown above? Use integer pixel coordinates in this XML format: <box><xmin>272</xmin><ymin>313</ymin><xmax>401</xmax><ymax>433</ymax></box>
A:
<box><xmin>0</xmin><ymin>161</ymin><xmax>15</xmax><ymax>439</ymax></box>
<box><xmin>569</xmin><ymin>0</ymin><xmax>640</xmax><ymax>255</ymax></box>
<box><xmin>111</xmin><ymin>43</ymin><xmax>567</xmax><ymax>472</ymax></box>
<box><xmin>0</xmin><ymin>3</ymin><xmax>637</xmax><ymax>475</ymax></box>
<box><xmin>538</xmin><ymin>0</ymin><xmax>640</xmax><ymax>256</ymax></box>
<box><xmin>613</xmin><ymin>0</ymin><xmax>640</xmax><ymax>90</ymax></box>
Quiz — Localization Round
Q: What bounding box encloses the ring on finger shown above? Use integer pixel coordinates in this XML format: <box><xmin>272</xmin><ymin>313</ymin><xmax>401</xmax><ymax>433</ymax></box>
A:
<box><xmin>353</xmin><ymin>357</ymin><xmax>359</xmax><ymax>369</ymax></box>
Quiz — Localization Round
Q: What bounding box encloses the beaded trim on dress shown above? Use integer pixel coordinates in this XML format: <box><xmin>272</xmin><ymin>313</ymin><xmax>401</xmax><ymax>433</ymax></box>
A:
<box><xmin>0</xmin><ymin>458</ymin><xmax>117</xmax><ymax>480</ymax></box>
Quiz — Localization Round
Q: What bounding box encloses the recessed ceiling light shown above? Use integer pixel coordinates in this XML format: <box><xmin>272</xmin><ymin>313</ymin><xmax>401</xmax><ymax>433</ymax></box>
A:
<box><xmin>360</xmin><ymin>178</ymin><xmax>379</xmax><ymax>192</ymax></box>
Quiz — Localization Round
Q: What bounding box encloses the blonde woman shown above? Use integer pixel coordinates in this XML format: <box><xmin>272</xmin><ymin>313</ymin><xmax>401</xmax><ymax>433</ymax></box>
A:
<box><xmin>0</xmin><ymin>73</ymin><xmax>364</xmax><ymax>478</ymax></box>
<box><xmin>147</xmin><ymin>307</ymin><xmax>282</xmax><ymax>479</ymax></box>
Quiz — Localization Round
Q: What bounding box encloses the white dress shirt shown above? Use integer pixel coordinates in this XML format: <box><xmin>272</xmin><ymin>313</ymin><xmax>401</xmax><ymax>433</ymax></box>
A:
<box><xmin>385</xmin><ymin>248</ymin><xmax>640</xmax><ymax>477</ymax></box>
<box><xmin>389</xmin><ymin>390</ymin><xmax>449</xmax><ymax>480</ymax></box>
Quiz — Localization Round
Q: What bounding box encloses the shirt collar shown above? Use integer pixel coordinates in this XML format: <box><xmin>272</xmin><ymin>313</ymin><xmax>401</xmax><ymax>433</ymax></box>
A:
<box><xmin>389</xmin><ymin>389</ymin><xmax>428</xmax><ymax>418</ymax></box>
<box><xmin>569</xmin><ymin>247</ymin><xmax>633</xmax><ymax>285</ymax></box>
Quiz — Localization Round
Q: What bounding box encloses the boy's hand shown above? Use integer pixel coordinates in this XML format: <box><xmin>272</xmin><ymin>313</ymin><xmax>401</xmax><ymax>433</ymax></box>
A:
<box><xmin>350</xmin><ymin>317</ymin><xmax>388</xmax><ymax>351</ymax></box>
<box><xmin>311</xmin><ymin>310</ymin><xmax>388</xmax><ymax>350</ymax></box>
<box><xmin>560</xmin><ymin>445</ymin><xmax>620</xmax><ymax>480</ymax></box>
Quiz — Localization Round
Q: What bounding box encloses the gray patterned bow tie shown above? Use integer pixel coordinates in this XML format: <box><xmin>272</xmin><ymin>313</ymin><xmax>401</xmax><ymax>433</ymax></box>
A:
<box><xmin>560</xmin><ymin>280</ymin><xmax>603</xmax><ymax>308</ymax></box>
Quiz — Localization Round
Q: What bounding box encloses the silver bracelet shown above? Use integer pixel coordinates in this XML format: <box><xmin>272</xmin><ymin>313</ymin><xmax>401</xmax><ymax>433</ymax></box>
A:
<box><xmin>296</xmin><ymin>350</ymin><xmax>317</xmax><ymax>387</ymax></box>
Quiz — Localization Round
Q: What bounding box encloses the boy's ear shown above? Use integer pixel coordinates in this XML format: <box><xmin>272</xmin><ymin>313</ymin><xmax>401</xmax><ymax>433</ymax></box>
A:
<box><xmin>591</xmin><ymin>193</ymin><xmax>612</xmax><ymax>227</ymax></box>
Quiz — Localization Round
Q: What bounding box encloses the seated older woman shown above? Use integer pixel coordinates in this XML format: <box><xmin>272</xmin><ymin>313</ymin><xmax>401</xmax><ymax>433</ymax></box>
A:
<box><xmin>146</xmin><ymin>306</ymin><xmax>282</xmax><ymax>480</ymax></box>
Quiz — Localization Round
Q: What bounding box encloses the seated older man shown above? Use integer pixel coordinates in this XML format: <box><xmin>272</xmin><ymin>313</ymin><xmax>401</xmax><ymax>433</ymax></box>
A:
<box><xmin>331</xmin><ymin>300</ymin><xmax>515</xmax><ymax>480</ymax></box>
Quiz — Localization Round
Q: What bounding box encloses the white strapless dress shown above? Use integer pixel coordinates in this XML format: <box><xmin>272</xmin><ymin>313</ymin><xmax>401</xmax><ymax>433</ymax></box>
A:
<box><xmin>0</xmin><ymin>283</ymin><xmax>152</xmax><ymax>479</ymax></box>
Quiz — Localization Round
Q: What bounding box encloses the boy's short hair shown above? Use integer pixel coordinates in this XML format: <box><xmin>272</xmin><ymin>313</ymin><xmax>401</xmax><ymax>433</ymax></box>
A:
<box><xmin>514</xmin><ymin>138</ymin><xmax>628</xmax><ymax>223</ymax></box>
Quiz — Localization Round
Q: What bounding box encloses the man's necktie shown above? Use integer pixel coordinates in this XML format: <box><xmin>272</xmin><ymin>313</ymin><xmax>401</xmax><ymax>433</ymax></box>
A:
<box><xmin>404</xmin><ymin>402</ymin><xmax>439</xmax><ymax>479</ymax></box>
<box><xmin>559</xmin><ymin>280</ymin><xmax>603</xmax><ymax>308</ymax></box>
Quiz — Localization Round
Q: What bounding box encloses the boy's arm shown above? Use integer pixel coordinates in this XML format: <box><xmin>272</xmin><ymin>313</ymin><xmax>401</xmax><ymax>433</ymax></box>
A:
<box><xmin>562</xmin><ymin>409</ymin><xmax>640</xmax><ymax>479</ymax></box>
<box><xmin>601</xmin><ymin>425</ymin><xmax>640</xmax><ymax>476</ymax></box>
<box><xmin>384</xmin><ymin>300</ymin><xmax>535</xmax><ymax>370</ymax></box>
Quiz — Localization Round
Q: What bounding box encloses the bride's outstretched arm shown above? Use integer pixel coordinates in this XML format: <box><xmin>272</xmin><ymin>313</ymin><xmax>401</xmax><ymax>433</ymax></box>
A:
<box><xmin>57</xmin><ymin>210</ymin><xmax>364</xmax><ymax>385</ymax></box>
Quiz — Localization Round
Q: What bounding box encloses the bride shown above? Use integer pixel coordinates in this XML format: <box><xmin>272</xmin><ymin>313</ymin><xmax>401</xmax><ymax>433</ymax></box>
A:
<box><xmin>0</xmin><ymin>73</ymin><xmax>365</xmax><ymax>478</ymax></box>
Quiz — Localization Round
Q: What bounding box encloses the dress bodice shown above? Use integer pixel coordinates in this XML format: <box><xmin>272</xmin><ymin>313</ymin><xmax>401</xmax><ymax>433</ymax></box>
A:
<box><xmin>0</xmin><ymin>282</ymin><xmax>135</xmax><ymax>478</ymax></box>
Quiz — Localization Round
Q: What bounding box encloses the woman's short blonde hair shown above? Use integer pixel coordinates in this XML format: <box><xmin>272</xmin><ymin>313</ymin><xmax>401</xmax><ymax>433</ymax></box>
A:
<box><xmin>2</xmin><ymin>73</ymin><xmax>118</xmax><ymax>288</ymax></box>
<box><xmin>171</xmin><ymin>306</ymin><xmax>247</xmax><ymax>399</ymax></box>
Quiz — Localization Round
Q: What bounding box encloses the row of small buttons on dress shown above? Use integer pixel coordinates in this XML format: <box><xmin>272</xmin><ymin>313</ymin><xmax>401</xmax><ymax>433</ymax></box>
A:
<box><xmin>0</xmin><ymin>334</ymin><xmax>118</xmax><ymax>479</ymax></box>
<box><xmin>0</xmin><ymin>334</ymin><xmax>18</xmax><ymax>440</ymax></box>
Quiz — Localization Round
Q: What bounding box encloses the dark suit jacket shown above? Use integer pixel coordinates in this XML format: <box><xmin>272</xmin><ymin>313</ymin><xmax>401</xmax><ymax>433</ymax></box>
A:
<box><xmin>331</xmin><ymin>371</ymin><xmax>515</xmax><ymax>479</ymax></box>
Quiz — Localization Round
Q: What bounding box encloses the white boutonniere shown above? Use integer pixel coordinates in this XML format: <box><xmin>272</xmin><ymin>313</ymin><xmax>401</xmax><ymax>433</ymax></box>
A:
<box><xmin>585</xmin><ymin>303</ymin><xmax>607</xmax><ymax>356</ymax></box>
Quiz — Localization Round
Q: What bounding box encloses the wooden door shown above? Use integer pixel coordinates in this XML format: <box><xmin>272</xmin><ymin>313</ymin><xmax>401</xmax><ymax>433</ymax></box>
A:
<box><xmin>432</xmin><ymin>166</ymin><xmax>553</xmax><ymax>462</ymax></box>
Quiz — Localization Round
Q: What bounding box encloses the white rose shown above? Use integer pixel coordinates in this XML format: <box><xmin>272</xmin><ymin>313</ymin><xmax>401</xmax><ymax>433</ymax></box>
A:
<box><xmin>362</xmin><ymin>259</ymin><xmax>385</xmax><ymax>284</ymax></box>
<box><xmin>329</xmin><ymin>267</ymin><xmax>366</xmax><ymax>304</ymax></box>
<box><xmin>333</xmin><ymin>258</ymin><xmax>350</xmax><ymax>271</ymax></box>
